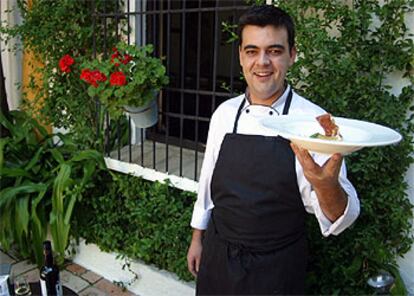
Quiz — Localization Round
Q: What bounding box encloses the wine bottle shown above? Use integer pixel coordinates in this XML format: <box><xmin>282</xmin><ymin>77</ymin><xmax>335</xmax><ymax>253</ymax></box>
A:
<box><xmin>39</xmin><ymin>241</ymin><xmax>62</xmax><ymax>296</ymax></box>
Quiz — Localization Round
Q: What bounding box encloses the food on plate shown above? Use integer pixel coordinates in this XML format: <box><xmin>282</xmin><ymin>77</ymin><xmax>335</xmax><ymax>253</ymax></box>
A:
<box><xmin>310</xmin><ymin>113</ymin><xmax>343</xmax><ymax>141</ymax></box>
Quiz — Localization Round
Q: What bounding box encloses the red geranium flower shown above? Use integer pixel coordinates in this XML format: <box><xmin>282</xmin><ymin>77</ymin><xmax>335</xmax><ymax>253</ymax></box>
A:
<box><xmin>59</xmin><ymin>54</ymin><xmax>74</xmax><ymax>73</ymax></box>
<box><xmin>111</xmin><ymin>51</ymin><xmax>120</xmax><ymax>66</ymax></box>
<box><xmin>122</xmin><ymin>54</ymin><xmax>132</xmax><ymax>65</ymax></box>
<box><xmin>80</xmin><ymin>69</ymin><xmax>107</xmax><ymax>88</ymax></box>
<box><xmin>110</xmin><ymin>71</ymin><xmax>127</xmax><ymax>86</ymax></box>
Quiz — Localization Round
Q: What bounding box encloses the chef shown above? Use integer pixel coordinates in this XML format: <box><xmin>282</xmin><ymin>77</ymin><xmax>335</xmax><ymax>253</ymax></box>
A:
<box><xmin>187</xmin><ymin>4</ymin><xmax>360</xmax><ymax>295</ymax></box>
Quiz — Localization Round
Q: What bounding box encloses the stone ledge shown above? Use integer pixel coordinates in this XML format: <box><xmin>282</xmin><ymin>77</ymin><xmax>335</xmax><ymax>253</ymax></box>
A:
<box><xmin>70</xmin><ymin>240</ymin><xmax>195</xmax><ymax>296</ymax></box>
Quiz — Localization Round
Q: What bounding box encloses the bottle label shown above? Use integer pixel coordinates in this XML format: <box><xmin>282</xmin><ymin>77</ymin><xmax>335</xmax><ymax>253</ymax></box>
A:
<box><xmin>56</xmin><ymin>281</ymin><xmax>63</xmax><ymax>296</ymax></box>
<box><xmin>40</xmin><ymin>278</ymin><xmax>47</xmax><ymax>296</ymax></box>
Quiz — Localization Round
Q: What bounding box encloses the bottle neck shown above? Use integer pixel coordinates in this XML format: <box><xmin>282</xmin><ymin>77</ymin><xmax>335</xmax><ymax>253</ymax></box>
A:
<box><xmin>44</xmin><ymin>251</ymin><xmax>54</xmax><ymax>267</ymax></box>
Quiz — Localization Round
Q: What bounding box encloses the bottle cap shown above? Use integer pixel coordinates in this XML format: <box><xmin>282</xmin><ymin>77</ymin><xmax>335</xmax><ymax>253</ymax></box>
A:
<box><xmin>43</xmin><ymin>240</ymin><xmax>52</xmax><ymax>250</ymax></box>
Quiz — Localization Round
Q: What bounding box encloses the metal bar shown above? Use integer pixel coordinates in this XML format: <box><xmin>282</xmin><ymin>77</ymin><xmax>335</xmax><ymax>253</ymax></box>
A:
<box><xmin>230</xmin><ymin>3</ymin><xmax>235</xmax><ymax>93</ymax></box>
<box><xmin>152</xmin><ymin>0</ymin><xmax>157</xmax><ymax>169</ymax></box>
<box><xmin>165</xmin><ymin>0</ymin><xmax>171</xmax><ymax>173</ymax></box>
<box><xmin>127</xmin><ymin>0</ymin><xmax>130</xmax><ymax>44</ymax></box>
<box><xmin>179</xmin><ymin>0</ymin><xmax>186</xmax><ymax>177</ymax></box>
<box><xmin>97</xmin><ymin>6</ymin><xmax>249</xmax><ymax>17</ymax></box>
<box><xmin>92</xmin><ymin>0</ymin><xmax>100</xmax><ymax>146</ymax></box>
<box><xmin>115</xmin><ymin>0</ymin><xmax>121</xmax><ymax>161</ymax></box>
<box><xmin>140</xmin><ymin>0</ymin><xmax>144</xmax><ymax>46</ymax></box>
<box><xmin>164</xmin><ymin>87</ymin><xmax>236</xmax><ymax>97</ymax></box>
<box><xmin>194</xmin><ymin>0</ymin><xmax>202</xmax><ymax>181</ymax></box>
<box><xmin>103</xmin><ymin>0</ymin><xmax>107</xmax><ymax>56</ymax></box>
<box><xmin>140</xmin><ymin>0</ymin><xmax>144</xmax><ymax>167</ymax></box>
<box><xmin>115</xmin><ymin>0</ymin><xmax>119</xmax><ymax>40</ymax></box>
<box><xmin>127</xmin><ymin>0</ymin><xmax>131</xmax><ymax>162</ymax></box>
<box><xmin>141</xmin><ymin>128</ymin><xmax>144</xmax><ymax>166</ymax></box>
<box><xmin>160</xmin><ymin>112</ymin><xmax>210</xmax><ymax>122</ymax></box>
<box><xmin>105</xmin><ymin>111</ymin><xmax>110</xmax><ymax>156</ymax></box>
<box><xmin>117</xmin><ymin>118</ymin><xmax>121</xmax><ymax>160</ymax></box>
<box><xmin>128</xmin><ymin>117</ymin><xmax>132</xmax><ymax>162</ymax></box>
<box><xmin>211</xmin><ymin>0</ymin><xmax>220</xmax><ymax>113</ymax></box>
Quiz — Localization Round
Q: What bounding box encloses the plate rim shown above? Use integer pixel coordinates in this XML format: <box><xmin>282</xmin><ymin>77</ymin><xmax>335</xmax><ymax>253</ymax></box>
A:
<box><xmin>262</xmin><ymin>115</ymin><xmax>403</xmax><ymax>148</ymax></box>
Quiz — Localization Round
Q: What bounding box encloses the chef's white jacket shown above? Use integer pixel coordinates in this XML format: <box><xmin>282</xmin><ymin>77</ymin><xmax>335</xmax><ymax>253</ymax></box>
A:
<box><xmin>191</xmin><ymin>86</ymin><xmax>360</xmax><ymax>236</ymax></box>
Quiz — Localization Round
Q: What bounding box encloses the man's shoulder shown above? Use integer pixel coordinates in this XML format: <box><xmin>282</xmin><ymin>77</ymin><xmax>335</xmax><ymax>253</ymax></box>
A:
<box><xmin>212</xmin><ymin>94</ymin><xmax>245</xmax><ymax>118</ymax></box>
<box><xmin>291</xmin><ymin>91</ymin><xmax>326</xmax><ymax>116</ymax></box>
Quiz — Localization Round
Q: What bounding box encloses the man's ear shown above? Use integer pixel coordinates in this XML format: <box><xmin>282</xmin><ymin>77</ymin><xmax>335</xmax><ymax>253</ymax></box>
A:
<box><xmin>239</xmin><ymin>45</ymin><xmax>243</xmax><ymax>67</ymax></box>
<box><xmin>289</xmin><ymin>46</ymin><xmax>297</xmax><ymax>66</ymax></box>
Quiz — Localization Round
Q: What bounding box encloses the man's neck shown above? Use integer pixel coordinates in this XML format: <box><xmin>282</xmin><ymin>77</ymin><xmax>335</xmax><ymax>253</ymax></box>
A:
<box><xmin>249</xmin><ymin>86</ymin><xmax>287</xmax><ymax>106</ymax></box>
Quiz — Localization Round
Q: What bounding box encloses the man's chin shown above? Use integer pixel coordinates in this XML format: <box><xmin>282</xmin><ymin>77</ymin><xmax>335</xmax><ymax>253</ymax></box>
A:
<box><xmin>250</xmin><ymin>88</ymin><xmax>284</xmax><ymax>103</ymax></box>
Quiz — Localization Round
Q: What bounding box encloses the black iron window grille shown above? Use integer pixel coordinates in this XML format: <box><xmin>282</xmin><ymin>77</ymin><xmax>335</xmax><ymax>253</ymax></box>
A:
<box><xmin>93</xmin><ymin>0</ymin><xmax>248</xmax><ymax>181</ymax></box>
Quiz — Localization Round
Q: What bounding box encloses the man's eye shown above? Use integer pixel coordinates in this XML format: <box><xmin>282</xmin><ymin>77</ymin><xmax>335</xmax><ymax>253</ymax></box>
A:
<box><xmin>269</xmin><ymin>49</ymin><xmax>282</xmax><ymax>55</ymax></box>
<box><xmin>246</xmin><ymin>50</ymin><xmax>256</xmax><ymax>56</ymax></box>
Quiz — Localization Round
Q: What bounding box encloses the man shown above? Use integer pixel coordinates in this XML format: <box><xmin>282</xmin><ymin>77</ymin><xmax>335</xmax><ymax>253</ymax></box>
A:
<box><xmin>187</xmin><ymin>5</ymin><xmax>360</xmax><ymax>295</ymax></box>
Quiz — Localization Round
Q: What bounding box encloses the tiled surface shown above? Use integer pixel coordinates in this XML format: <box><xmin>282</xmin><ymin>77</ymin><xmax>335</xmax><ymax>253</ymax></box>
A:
<box><xmin>0</xmin><ymin>249</ymin><xmax>137</xmax><ymax>296</ymax></box>
<box><xmin>20</xmin><ymin>268</ymin><xmax>40</xmax><ymax>283</ymax></box>
<box><xmin>11</xmin><ymin>260</ymin><xmax>37</xmax><ymax>276</ymax></box>
<box><xmin>81</xmin><ymin>270</ymin><xmax>102</xmax><ymax>284</ymax></box>
<box><xmin>66</xmin><ymin>263</ymin><xmax>87</xmax><ymax>276</ymax></box>
<box><xmin>0</xmin><ymin>251</ymin><xmax>15</xmax><ymax>264</ymax></box>
<box><xmin>94</xmin><ymin>279</ymin><xmax>135</xmax><ymax>296</ymax></box>
<box><xmin>79</xmin><ymin>286</ymin><xmax>109</xmax><ymax>296</ymax></box>
<box><xmin>60</xmin><ymin>270</ymin><xmax>90</xmax><ymax>293</ymax></box>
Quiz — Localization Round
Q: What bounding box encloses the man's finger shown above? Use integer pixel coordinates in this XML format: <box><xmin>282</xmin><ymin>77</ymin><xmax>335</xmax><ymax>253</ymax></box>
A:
<box><xmin>323</xmin><ymin>153</ymin><xmax>343</xmax><ymax>174</ymax></box>
<box><xmin>187</xmin><ymin>256</ymin><xmax>197</xmax><ymax>277</ymax></box>
<box><xmin>291</xmin><ymin>143</ymin><xmax>316</xmax><ymax>169</ymax></box>
<box><xmin>195</xmin><ymin>256</ymin><xmax>201</xmax><ymax>273</ymax></box>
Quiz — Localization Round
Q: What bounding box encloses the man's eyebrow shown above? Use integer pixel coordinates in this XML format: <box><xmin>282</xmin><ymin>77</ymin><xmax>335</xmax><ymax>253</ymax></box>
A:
<box><xmin>243</xmin><ymin>44</ymin><xmax>285</xmax><ymax>50</ymax></box>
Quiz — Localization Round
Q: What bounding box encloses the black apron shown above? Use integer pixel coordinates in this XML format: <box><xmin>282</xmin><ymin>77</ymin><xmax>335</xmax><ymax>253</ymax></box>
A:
<box><xmin>196</xmin><ymin>89</ymin><xmax>307</xmax><ymax>295</ymax></box>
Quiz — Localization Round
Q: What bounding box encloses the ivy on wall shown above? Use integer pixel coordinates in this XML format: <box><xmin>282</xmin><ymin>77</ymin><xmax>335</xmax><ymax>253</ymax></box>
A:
<box><xmin>277</xmin><ymin>0</ymin><xmax>414</xmax><ymax>294</ymax></box>
<box><xmin>72</xmin><ymin>172</ymin><xmax>196</xmax><ymax>282</ymax></box>
<box><xmin>0</xmin><ymin>0</ymin><xmax>120</xmax><ymax>149</ymax></box>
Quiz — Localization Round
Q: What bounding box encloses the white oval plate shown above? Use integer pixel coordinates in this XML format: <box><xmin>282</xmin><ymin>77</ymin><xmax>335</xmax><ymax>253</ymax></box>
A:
<box><xmin>260</xmin><ymin>115</ymin><xmax>402</xmax><ymax>155</ymax></box>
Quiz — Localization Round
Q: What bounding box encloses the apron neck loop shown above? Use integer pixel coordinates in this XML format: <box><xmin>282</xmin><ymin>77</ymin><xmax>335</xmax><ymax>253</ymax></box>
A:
<box><xmin>232</xmin><ymin>87</ymin><xmax>294</xmax><ymax>134</ymax></box>
<box><xmin>232</xmin><ymin>98</ymin><xmax>246</xmax><ymax>134</ymax></box>
<box><xmin>282</xmin><ymin>88</ymin><xmax>293</xmax><ymax>115</ymax></box>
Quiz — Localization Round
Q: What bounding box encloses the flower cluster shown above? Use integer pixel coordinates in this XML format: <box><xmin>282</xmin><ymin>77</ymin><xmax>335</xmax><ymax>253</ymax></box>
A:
<box><xmin>80</xmin><ymin>69</ymin><xmax>107</xmax><ymax>87</ymax></box>
<box><xmin>111</xmin><ymin>47</ymin><xmax>132</xmax><ymax>66</ymax></box>
<box><xmin>57</xmin><ymin>42</ymin><xmax>169</xmax><ymax>119</ymax></box>
<box><xmin>58</xmin><ymin>55</ymin><xmax>74</xmax><ymax>73</ymax></box>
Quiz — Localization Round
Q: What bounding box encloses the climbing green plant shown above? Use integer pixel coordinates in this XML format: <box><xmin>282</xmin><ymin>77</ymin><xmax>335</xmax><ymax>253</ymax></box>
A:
<box><xmin>275</xmin><ymin>1</ymin><xmax>414</xmax><ymax>294</ymax></box>
<box><xmin>222</xmin><ymin>0</ymin><xmax>413</xmax><ymax>294</ymax></box>
<box><xmin>72</xmin><ymin>172</ymin><xmax>196</xmax><ymax>281</ymax></box>
<box><xmin>0</xmin><ymin>0</ymin><xmax>122</xmax><ymax>149</ymax></box>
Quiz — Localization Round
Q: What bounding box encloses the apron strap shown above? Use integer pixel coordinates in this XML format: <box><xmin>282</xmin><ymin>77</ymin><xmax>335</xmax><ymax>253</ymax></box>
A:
<box><xmin>233</xmin><ymin>87</ymin><xmax>294</xmax><ymax>133</ymax></box>
<box><xmin>232</xmin><ymin>98</ymin><xmax>247</xmax><ymax>134</ymax></box>
<box><xmin>282</xmin><ymin>88</ymin><xmax>293</xmax><ymax>115</ymax></box>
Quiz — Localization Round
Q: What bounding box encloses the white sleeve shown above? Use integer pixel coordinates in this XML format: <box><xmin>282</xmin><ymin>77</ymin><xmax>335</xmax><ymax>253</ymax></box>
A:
<box><xmin>190</xmin><ymin>112</ymin><xmax>221</xmax><ymax>230</ymax></box>
<box><xmin>299</xmin><ymin>154</ymin><xmax>360</xmax><ymax>236</ymax></box>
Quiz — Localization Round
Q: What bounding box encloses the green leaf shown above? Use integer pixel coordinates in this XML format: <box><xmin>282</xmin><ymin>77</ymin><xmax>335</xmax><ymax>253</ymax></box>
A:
<box><xmin>50</xmin><ymin>148</ymin><xmax>65</xmax><ymax>164</ymax></box>
<box><xmin>15</xmin><ymin>195</ymin><xmax>30</xmax><ymax>237</ymax></box>
<box><xmin>0</xmin><ymin>138</ymin><xmax>9</xmax><ymax>167</ymax></box>
<box><xmin>0</xmin><ymin>183</ymin><xmax>48</xmax><ymax>208</ymax></box>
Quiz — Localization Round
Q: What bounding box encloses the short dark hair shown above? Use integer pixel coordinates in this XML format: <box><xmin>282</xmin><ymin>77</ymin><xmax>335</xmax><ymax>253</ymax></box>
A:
<box><xmin>238</xmin><ymin>5</ymin><xmax>295</xmax><ymax>51</ymax></box>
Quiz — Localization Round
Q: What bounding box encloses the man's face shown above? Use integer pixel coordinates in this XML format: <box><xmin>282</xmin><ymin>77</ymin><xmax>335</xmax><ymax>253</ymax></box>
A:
<box><xmin>239</xmin><ymin>25</ymin><xmax>296</xmax><ymax>105</ymax></box>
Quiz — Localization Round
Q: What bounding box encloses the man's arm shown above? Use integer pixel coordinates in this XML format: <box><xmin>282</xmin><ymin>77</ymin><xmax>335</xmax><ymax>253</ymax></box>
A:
<box><xmin>291</xmin><ymin>143</ymin><xmax>347</xmax><ymax>221</ymax></box>
<box><xmin>187</xmin><ymin>229</ymin><xmax>205</xmax><ymax>277</ymax></box>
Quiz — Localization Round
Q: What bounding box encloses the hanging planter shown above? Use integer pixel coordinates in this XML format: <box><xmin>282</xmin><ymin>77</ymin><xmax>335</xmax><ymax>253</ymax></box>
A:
<box><xmin>79</xmin><ymin>42</ymin><xmax>169</xmax><ymax>122</ymax></box>
<box><xmin>123</xmin><ymin>97</ymin><xmax>158</xmax><ymax>128</ymax></box>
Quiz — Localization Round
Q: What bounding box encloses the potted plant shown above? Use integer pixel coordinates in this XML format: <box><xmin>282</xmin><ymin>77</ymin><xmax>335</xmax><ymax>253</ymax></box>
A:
<box><xmin>78</xmin><ymin>42</ymin><xmax>169</xmax><ymax>127</ymax></box>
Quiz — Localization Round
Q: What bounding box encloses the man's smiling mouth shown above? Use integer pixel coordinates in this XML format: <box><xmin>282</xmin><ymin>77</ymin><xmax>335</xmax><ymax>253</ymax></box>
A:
<box><xmin>254</xmin><ymin>71</ymin><xmax>273</xmax><ymax>78</ymax></box>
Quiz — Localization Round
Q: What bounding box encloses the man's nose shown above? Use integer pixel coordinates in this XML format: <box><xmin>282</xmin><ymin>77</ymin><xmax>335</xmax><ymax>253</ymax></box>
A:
<box><xmin>257</xmin><ymin>52</ymin><xmax>270</xmax><ymax>66</ymax></box>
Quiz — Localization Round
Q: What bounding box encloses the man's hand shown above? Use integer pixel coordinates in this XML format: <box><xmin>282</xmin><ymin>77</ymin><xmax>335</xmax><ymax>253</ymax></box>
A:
<box><xmin>187</xmin><ymin>229</ymin><xmax>204</xmax><ymax>277</ymax></box>
<box><xmin>290</xmin><ymin>143</ymin><xmax>347</xmax><ymax>221</ymax></box>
